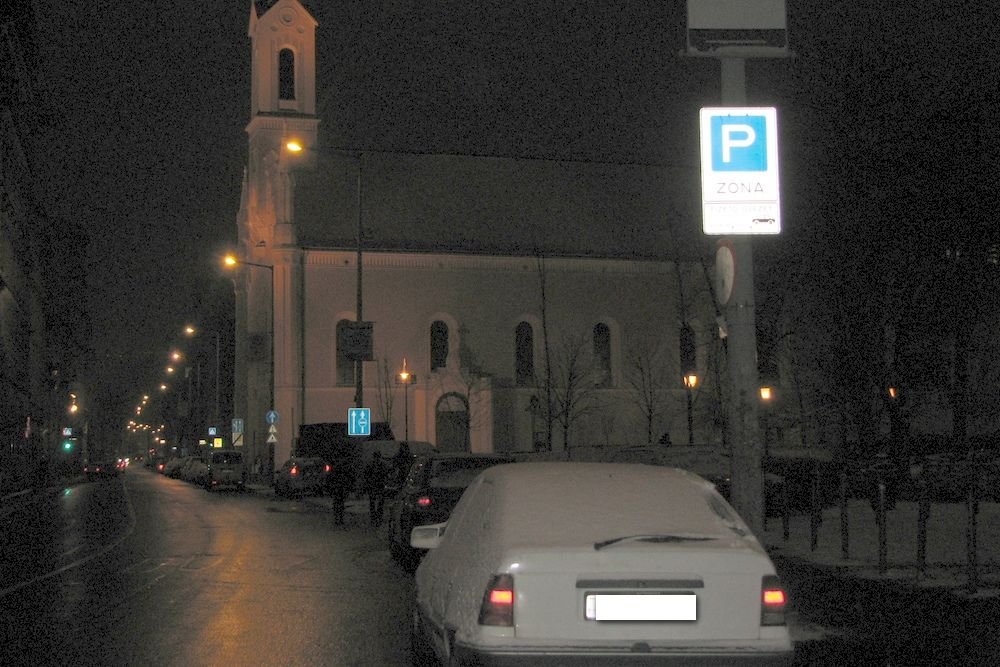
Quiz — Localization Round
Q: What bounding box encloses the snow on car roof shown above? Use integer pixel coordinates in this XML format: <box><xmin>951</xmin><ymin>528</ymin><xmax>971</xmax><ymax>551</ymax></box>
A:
<box><xmin>480</xmin><ymin>462</ymin><xmax>750</xmax><ymax>547</ymax></box>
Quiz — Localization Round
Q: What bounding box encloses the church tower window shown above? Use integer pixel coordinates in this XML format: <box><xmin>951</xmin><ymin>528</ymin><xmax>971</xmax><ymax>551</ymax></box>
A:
<box><xmin>278</xmin><ymin>48</ymin><xmax>296</xmax><ymax>101</ymax></box>
<box><xmin>515</xmin><ymin>321</ymin><xmax>534</xmax><ymax>386</ymax></box>
<box><xmin>430</xmin><ymin>321</ymin><xmax>449</xmax><ymax>371</ymax></box>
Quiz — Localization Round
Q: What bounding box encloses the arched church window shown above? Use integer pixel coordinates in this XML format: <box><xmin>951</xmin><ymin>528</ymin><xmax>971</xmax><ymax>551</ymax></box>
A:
<box><xmin>336</xmin><ymin>320</ymin><xmax>355</xmax><ymax>386</ymax></box>
<box><xmin>278</xmin><ymin>49</ymin><xmax>296</xmax><ymax>101</ymax></box>
<box><xmin>593</xmin><ymin>323</ymin><xmax>612</xmax><ymax>387</ymax></box>
<box><xmin>515</xmin><ymin>322</ymin><xmax>534</xmax><ymax>386</ymax></box>
<box><xmin>430</xmin><ymin>321</ymin><xmax>449</xmax><ymax>371</ymax></box>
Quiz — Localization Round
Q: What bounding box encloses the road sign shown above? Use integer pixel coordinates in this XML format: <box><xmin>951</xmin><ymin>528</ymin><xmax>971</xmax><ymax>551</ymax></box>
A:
<box><xmin>233</xmin><ymin>433</ymin><xmax>244</xmax><ymax>447</ymax></box>
<box><xmin>699</xmin><ymin>107</ymin><xmax>780</xmax><ymax>235</ymax></box>
<box><xmin>232</xmin><ymin>418</ymin><xmax>244</xmax><ymax>434</ymax></box>
<box><xmin>265</xmin><ymin>409</ymin><xmax>279</xmax><ymax>425</ymax></box>
<box><xmin>208</xmin><ymin>426</ymin><xmax>218</xmax><ymax>437</ymax></box>
<box><xmin>348</xmin><ymin>408</ymin><xmax>371</xmax><ymax>437</ymax></box>
<box><xmin>267</xmin><ymin>423</ymin><xmax>278</xmax><ymax>444</ymax></box>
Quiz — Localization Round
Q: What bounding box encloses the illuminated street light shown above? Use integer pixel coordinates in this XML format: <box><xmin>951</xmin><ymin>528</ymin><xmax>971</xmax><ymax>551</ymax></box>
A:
<box><xmin>760</xmin><ymin>386</ymin><xmax>773</xmax><ymax>401</ymax></box>
<box><xmin>223</xmin><ymin>256</ymin><xmax>275</xmax><ymax>417</ymax></box>
<box><xmin>283</xmin><ymin>139</ymin><xmax>368</xmax><ymax>409</ymax></box>
<box><xmin>397</xmin><ymin>358</ymin><xmax>417</xmax><ymax>442</ymax></box>
<box><xmin>185</xmin><ymin>324</ymin><xmax>222</xmax><ymax>427</ymax></box>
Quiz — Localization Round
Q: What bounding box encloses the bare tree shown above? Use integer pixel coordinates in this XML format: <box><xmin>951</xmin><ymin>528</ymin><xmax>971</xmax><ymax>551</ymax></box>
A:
<box><xmin>373</xmin><ymin>357</ymin><xmax>395</xmax><ymax>426</ymax></box>
<box><xmin>550</xmin><ymin>333</ymin><xmax>601</xmax><ymax>455</ymax></box>
<box><xmin>536</xmin><ymin>251</ymin><xmax>554</xmax><ymax>450</ymax></box>
<box><xmin>625</xmin><ymin>338</ymin><xmax>674</xmax><ymax>445</ymax></box>
<box><xmin>457</xmin><ymin>325</ymin><xmax>491</xmax><ymax>450</ymax></box>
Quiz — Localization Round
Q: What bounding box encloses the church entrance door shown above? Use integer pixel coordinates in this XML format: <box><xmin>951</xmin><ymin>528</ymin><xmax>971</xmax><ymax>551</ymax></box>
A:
<box><xmin>435</xmin><ymin>393</ymin><xmax>469</xmax><ymax>452</ymax></box>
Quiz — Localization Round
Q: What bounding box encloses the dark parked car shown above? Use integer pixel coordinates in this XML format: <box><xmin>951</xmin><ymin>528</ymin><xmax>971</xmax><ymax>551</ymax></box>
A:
<box><xmin>385</xmin><ymin>452</ymin><xmax>515</xmax><ymax>567</ymax></box>
<box><xmin>273</xmin><ymin>457</ymin><xmax>331</xmax><ymax>497</ymax></box>
<box><xmin>84</xmin><ymin>460</ymin><xmax>118</xmax><ymax>481</ymax></box>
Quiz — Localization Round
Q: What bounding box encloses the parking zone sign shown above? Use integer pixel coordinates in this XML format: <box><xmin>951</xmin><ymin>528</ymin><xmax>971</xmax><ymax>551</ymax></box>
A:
<box><xmin>699</xmin><ymin>107</ymin><xmax>780</xmax><ymax>235</ymax></box>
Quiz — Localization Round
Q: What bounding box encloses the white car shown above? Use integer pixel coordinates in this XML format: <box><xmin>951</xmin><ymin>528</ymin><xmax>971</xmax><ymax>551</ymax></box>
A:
<box><xmin>410</xmin><ymin>462</ymin><xmax>793</xmax><ymax>665</ymax></box>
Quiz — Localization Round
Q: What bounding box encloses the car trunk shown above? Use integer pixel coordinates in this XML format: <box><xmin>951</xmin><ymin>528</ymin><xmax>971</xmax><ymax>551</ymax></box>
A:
<box><xmin>505</xmin><ymin>539</ymin><xmax>769</xmax><ymax>643</ymax></box>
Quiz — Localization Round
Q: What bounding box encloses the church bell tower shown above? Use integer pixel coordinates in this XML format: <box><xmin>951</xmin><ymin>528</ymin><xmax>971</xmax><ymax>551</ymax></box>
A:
<box><xmin>237</xmin><ymin>0</ymin><xmax>318</xmax><ymax>479</ymax></box>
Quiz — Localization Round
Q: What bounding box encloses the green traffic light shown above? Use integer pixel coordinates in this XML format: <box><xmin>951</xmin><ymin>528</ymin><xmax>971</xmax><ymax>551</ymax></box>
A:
<box><xmin>62</xmin><ymin>439</ymin><xmax>74</xmax><ymax>451</ymax></box>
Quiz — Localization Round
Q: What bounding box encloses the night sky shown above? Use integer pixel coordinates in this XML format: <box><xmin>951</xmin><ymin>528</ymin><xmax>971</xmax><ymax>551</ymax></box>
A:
<box><xmin>20</xmin><ymin>1</ymin><xmax>997</xmax><ymax>430</ymax></box>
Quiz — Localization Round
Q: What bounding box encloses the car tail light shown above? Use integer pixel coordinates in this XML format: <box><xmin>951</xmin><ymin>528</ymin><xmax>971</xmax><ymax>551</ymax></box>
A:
<box><xmin>290</xmin><ymin>465</ymin><xmax>299</xmax><ymax>476</ymax></box>
<box><xmin>324</xmin><ymin>464</ymin><xmax>331</xmax><ymax>473</ymax></box>
<box><xmin>416</xmin><ymin>496</ymin><xmax>432</xmax><ymax>507</ymax></box>
<box><xmin>761</xmin><ymin>575</ymin><xmax>787</xmax><ymax>626</ymax></box>
<box><xmin>478</xmin><ymin>574</ymin><xmax>514</xmax><ymax>626</ymax></box>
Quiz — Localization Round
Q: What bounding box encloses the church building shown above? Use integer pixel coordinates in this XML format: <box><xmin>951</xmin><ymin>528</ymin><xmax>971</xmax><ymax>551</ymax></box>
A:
<box><xmin>235</xmin><ymin>0</ymin><xmax>721</xmax><ymax>473</ymax></box>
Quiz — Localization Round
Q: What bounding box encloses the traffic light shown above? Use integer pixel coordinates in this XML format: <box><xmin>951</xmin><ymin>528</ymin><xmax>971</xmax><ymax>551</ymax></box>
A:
<box><xmin>62</xmin><ymin>437</ymin><xmax>76</xmax><ymax>452</ymax></box>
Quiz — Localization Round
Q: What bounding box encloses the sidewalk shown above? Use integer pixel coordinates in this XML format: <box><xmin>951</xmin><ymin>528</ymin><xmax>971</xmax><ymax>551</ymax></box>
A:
<box><xmin>245</xmin><ymin>482</ymin><xmax>372</xmax><ymax>520</ymax></box>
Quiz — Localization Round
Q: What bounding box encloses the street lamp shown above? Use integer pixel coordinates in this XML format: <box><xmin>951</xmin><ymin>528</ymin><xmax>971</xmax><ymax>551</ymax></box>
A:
<box><xmin>285</xmin><ymin>139</ymin><xmax>367</xmax><ymax>408</ymax></box>
<box><xmin>223</xmin><ymin>253</ymin><xmax>276</xmax><ymax>416</ymax></box>
<box><xmin>683</xmin><ymin>373</ymin><xmax>698</xmax><ymax>447</ymax></box>
<box><xmin>184</xmin><ymin>324</ymin><xmax>221</xmax><ymax>426</ymax></box>
<box><xmin>397</xmin><ymin>358</ymin><xmax>417</xmax><ymax>442</ymax></box>
<box><xmin>679</xmin><ymin>324</ymin><xmax>698</xmax><ymax>446</ymax></box>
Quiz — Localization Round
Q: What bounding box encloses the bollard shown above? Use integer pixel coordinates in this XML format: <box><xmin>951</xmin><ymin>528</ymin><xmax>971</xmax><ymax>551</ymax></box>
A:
<box><xmin>840</xmin><ymin>468</ymin><xmax>849</xmax><ymax>560</ymax></box>
<box><xmin>877</xmin><ymin>478</ymin><xmax>887</xmax><ymax>575</ymax></box>
<box><xmin>782</xmin><ymin>476</ymin><xmax>790</xmax><ymax>541</ymax></box>
<box><xmin>809</xmin><ymin>460</ymin><xmax>820</xmax><ymax>552</ymax></box>
<box><xmin>966</xmin><ymin>469</ymin><xmax>978</xmax><ymax>595</ymax></box>
<box><xmin>917</xmin><ymin>479</ymin><xmax>929</xmax><ymax>576</ymax></box>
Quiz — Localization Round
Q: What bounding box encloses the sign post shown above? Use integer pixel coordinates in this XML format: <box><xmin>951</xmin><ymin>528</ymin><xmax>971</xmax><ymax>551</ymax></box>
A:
<box><xmin>686</xmin><ymin>0</ymin><xmax>790</xmax><ymax>535</ymax></box>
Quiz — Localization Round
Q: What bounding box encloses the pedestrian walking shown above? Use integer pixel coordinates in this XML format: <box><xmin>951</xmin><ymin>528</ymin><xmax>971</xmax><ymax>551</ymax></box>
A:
<box><xmin>329</xmin><ymin>459</ymin><xmax>354</xmax><ymax>526</ymax></box>
<box><xmin>362</xmin><ymin>451</ymin><xmax>389</xmax><ymax>526</ymax></box>
<box><xmin>391</xmin><ymin>441</ymin><xmax>412</xmax><ymax>487</ymax></box>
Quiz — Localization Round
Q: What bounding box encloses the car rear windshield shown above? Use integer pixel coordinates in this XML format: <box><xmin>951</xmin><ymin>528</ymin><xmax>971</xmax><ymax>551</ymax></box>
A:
<box><xmin>212</xmin><ymin>452</ymin><xmax>242</xmax><ymax>465</ymax></box>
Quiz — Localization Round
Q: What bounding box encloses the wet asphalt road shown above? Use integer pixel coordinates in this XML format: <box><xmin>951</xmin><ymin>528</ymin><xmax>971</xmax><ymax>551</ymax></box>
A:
<box><xmin>1</xmin><ymin>468</ymin><xmax>412</xmax><ymax>666</ymax></box>
<box><xmin>4</xmin><ymin>468</ymin><xmax>997</xmax><ymax>666</ymax></box>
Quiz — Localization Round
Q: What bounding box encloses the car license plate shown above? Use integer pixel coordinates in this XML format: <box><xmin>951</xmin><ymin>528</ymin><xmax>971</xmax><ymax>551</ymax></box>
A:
<box><xmin>585</xmin><ymin>593</ymin><xmax>696</xmax><ymax>621</ymax></box>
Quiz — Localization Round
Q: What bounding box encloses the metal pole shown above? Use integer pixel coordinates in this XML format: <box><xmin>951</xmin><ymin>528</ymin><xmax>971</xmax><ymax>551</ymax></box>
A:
<box><xmin>355</xmin><ymin>153</ymin><xmax>364</xmax><ymax>409</ymax></box>
<box><xmin>214</xmin><ymin>331</ymin><xmax>221</xmax><ymax>425</ymax></box>
<box><xmin>720</xmin><ymin>57</ymin><xmax>765</xmax><ymax>534</ymax></box>
<box><xmin>404</xmin><ymin>381</ymin><xmax>409</xmax><ymax>442</ymax></box>
<box><xmin>686</xmin><ymin>389</ymin><xmax>694</xmax><ymax>445</ymax></box>
<box><xmin>270</xmin><ymin>267</ymin><xmax>275</xmax><ymax>412</ymax></box>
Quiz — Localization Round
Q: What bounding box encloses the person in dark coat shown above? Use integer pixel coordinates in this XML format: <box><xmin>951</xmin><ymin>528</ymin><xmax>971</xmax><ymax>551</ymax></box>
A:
<box><xmin>329</xmin><ymin>458</ymin><xmax>355</xmax><ymax>526</ymax></box>
<box><xmin>391</xmin><ymin>442</ymin><xmax>412</xmax><ymax>487</ymax></box>
<box><xmin>362</xmin><ymin>451</ymin><xmax>389</xmax><ymax>526</ymax></box>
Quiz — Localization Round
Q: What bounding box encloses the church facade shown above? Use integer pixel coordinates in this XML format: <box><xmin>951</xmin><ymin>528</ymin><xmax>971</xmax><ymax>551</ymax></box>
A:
<box><xmin>235</xmin><ymin>0</ymin><xmax>721</xmax><ymax>473</ymax></box>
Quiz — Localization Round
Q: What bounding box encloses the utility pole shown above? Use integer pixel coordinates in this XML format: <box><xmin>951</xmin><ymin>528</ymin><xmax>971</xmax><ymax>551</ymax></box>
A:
<box><xmin>685</xmin><ymin>0</ymin><xmax>790</xmax><ymax>534</ymax></box>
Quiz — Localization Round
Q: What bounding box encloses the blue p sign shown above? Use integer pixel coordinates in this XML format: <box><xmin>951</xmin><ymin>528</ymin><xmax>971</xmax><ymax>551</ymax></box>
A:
<box><xmin>711</xmin><ymin>115</ymin><xmax>768</xmax><ymax>171</ymax></box>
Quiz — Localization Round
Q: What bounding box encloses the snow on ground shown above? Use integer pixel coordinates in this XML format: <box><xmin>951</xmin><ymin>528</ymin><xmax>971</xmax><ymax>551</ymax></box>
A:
<box><xmin>761</xmin><ymin>498</ymin><xmax>1000</xmax><ymax>597</ymax></box>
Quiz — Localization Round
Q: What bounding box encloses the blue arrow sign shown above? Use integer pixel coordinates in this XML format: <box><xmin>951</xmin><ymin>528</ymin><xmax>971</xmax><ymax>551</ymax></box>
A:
<box><xmin>348</xmin><ymin>408</ymin><xmax>371</xmax><ymax>437</ymax></box>
<box><xmin>265</xmin><ymin>410</ymin><xmax>279</xmax><ymax>425</ymax></box>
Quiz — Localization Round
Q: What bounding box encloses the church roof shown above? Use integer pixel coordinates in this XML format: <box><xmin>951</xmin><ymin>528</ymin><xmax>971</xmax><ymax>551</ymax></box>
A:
<box><xmin>292</xmin><ymin>151</ymin><xmax>707</xmax><ymax>262</ymax></box>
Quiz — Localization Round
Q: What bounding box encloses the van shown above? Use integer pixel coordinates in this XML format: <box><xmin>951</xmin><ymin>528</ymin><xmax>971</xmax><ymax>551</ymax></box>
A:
<box><xmin>205</xmin><ymin>449</ymin><xmax>246</xmax><ymax>491</ymax></box>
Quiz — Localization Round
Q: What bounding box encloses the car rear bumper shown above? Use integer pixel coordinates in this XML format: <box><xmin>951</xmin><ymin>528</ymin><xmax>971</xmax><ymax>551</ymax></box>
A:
<box><xmin>453</xmin><ymin>643</ymin><xmax>793</xmax><ymax>666</ymax></box>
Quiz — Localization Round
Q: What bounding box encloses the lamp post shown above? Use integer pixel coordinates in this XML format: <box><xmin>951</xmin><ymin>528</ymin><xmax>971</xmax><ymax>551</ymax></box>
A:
<box><xmin>397</xmin><ymin>358</ymin><xmax>416</xmax><ymax>442</ymax></box>
<box><xmin>223</xmin><ymin>255</ymin><xmax>275</xmax><ymax>414</ymax></box>
<box><xmin>683</xmin><ymin>373</ymin><xmax>699</xmax><ymax>446</ymax></box>
<box><xmin>184</xmin><ymin>325</ymin><xmax>221</xmax><ymax>427</ymax></box>
<box><xmin>759</xmin><ymin>385</ymin><xmax>774</xmax><ymax>460</ymax></box>
<box><xmin>679</xmin><ymin>323</ymin><xmax>698</xmax><ymax>446</ymax></box>
<box><xmin>286</xmin><ymin>140</ymin><xmax>366</xmax><ymax>408</ymax></box>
